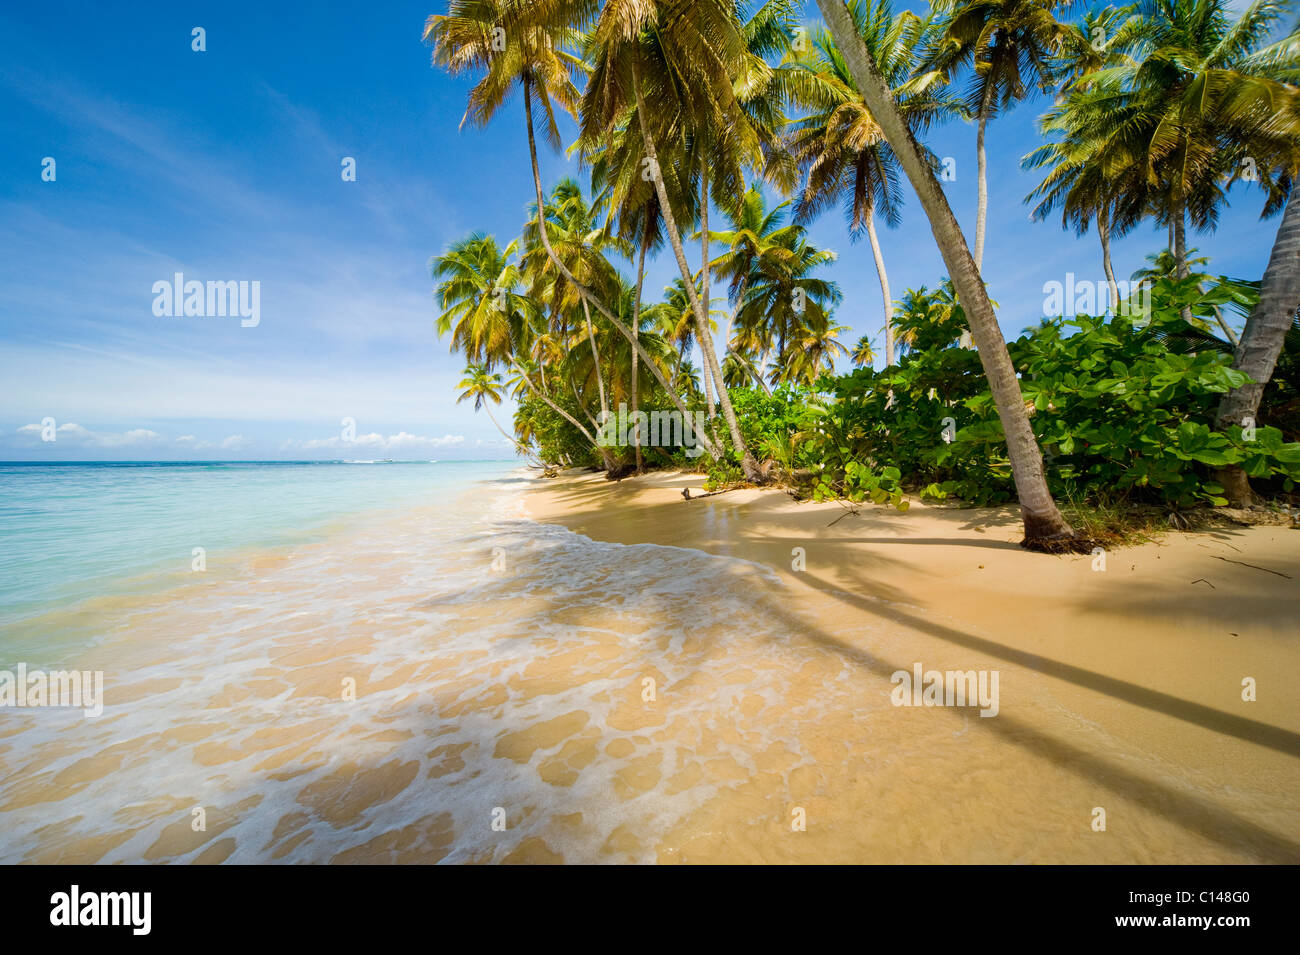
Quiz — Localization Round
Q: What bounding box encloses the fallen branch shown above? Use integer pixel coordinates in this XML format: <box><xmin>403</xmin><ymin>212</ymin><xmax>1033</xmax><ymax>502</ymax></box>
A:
<box><xmin>1209</xmin><ymin>555</ymin><xmax>1293</xmax><ymax>579</ymax></box>
<box><xmin>681</xmin><ymin>488</ymin><xmax>727</xmax><ymax>502</ymax></box>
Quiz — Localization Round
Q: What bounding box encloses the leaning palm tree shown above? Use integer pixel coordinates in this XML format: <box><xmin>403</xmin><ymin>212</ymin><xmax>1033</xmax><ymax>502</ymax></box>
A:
<box><xmin>786</xmin><ymin>0</ymin><xmax>961</xmax><ymax>365</ymax></box>
<box><xmin>521</xmin><ymin>179</ymin><xmax>629</xmax><ymax>423</ymax></box>
<box><xmin>816</xmin><ymin>0</ymin><xmax>1081</xmax><ymax>549</ymax></box>
<box><xmin>457</xmin><ymin>363</ymin><xmax>535</xmax><ymax>458</ymax></box>
<box><xmin>580</xmin><ymin>0</ymin><xmax>767</xmax><ymax>480</ymax></box>
<box><xmin>426</xmin><ymin>0</ymin><xmax>726</xmax><ymax>462</ymax></box>
<box><xmin>435</xmin><ymin>231</ymin><xmax>611</xmax><ymax>465</ymax></box>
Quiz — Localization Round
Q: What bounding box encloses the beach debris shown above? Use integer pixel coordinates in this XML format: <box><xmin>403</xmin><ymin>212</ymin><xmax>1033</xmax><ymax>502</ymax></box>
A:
<box><xmin>1190</xmin><ymin>578</ymin><xmax>1215</xmax><ymax>588</ymax></box>
<box><xmin>1209</xmin><ymin>555</ymin><xmax>1292</xmax><ymax>579</ymax></box>
<box><xmin>681</xmin><ymin>488</ymin><xmax>726</xmax><ymax>502</ymax></box>
<box><xmin>827</xmin><ymin>505</ymin><xmax>859</xmax><ymax>527</ymax></box>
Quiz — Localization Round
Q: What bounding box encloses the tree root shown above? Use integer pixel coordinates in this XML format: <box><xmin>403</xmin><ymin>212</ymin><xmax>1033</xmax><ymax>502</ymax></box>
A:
<box><xmin>1019</xmin><ymin>534</ymin><xmax>1097</xmax><ymax>555</ymax></box>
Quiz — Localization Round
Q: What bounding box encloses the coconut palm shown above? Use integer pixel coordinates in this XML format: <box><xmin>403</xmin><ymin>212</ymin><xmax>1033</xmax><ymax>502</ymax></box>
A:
<box><xmin>580</xmin><ymin>0</ymin><xmax>767</xmax><ymax>479</ymax></box>
<box><xmin>1084</xmin><ymin>0</ymin><xmax>1300</xmax><ymax>278</ymax></box>
<box><xmin>427</xmin><ymin>0</ymin><xmax>726</xmax><ymax>461</ymax></box>
<box><xmin>733</xmin><ymin>228</ymin><xmax>843</xmax><ymax>385</ymax></box>
<box><xmin>786</xmin><ymin>0</ymin><xmax>962</xmax><ymax>365</ymax></box>
<box><xmin>521</xmin><ymin>178</ymin><xmax>629</xmax><ymax>421</ymax></box>
<box><xmin>433</xmin><ymin>232</ymin><xmax>533</xmax><ymax>369</ymax></box>
<box><xmin>816</xmin><ymin>0</ymin><xmax>1081</xmax><ymax>548</ymax></box>
<box><xmin>706</xmin><ymin>185</ymin><xmax>803</xmax><ymax>382</ymax></box>
<box><xmin>922</xmin><ymin>0</ymin><xmax>1076</xmax><ymax>272</ymax></box>
<box><xmin>851</xmin><ymin>333</ymin><xmax>877</xmax><ymax>366</ymax></box>
<box><xmin>457</xmin><ymin>364</ymin><xmax>534</xmax><ymax>457</ymax></box>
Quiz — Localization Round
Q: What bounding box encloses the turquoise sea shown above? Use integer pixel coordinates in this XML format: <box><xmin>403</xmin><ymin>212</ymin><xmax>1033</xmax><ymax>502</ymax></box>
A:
<box><xmin>0</xmin><ymin>460</ymin><xmax>519</xmax><ymax>639</ymax></box>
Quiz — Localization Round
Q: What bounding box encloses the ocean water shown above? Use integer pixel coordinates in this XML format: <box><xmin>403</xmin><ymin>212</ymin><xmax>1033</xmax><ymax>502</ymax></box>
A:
<box><xmin>0</xmin><ymin>458</ymin><xmax>854</xmax><ymax>863</ymax></box>
<box><xmin>0</xmin><ymin>461</ymin><xmax>517</xmax><ymax>644</ymax></box>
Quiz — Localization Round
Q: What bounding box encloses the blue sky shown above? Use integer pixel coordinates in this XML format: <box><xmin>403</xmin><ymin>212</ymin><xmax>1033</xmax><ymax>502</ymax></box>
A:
<box><xmin>0</xmin><ymin>0</ymin><xmax>1282</xmax><ymax>460</ymax></box>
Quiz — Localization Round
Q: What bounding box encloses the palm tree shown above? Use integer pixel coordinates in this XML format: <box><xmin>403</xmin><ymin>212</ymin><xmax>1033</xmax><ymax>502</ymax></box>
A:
<box><xmin>706</xmin><ymin>185</ymin><xmax>803</xmax><ymax>380</ymax></box>
<box><xmin>427</xmin><ymin>0</ymin><xmax>726</xmax><ymax>462</ymax></box>
<box><xmin>922</xmin><ymin>0</ymin><xmax>1075</xmax><ymax>272</ymax></box>
<box><xmin>435</xmin><ymin>231</ymin><xmax>610</xmax><ymax>461</ymax></box>
<box><xmin>1024</xmin><ymin>79</ymin><xmax>1136</xmax><ymax>314</ymax></box>
<box><xmin>816</xmin><ymin>0</ymin><xmax>1081</xmax><ymax>548</ymax></box>
<box><xmin>432</xmin><ymin>232</ymin><xmax>530</xmax><ymax>368</ymax></box>
<box><xmin>851</xmin><ymin>333</ymin><xmax>877</xmax><ymax>366</ymax></box>
<box><xmin>581</xmin><ymin>0</ymin><xmax>767</xmax><ymax>480</ymax></box>
<box><xmin>733</xmin><ymin>229</ymin><xmax>843</xmax><ymax>385</ymax></box>
<box><xmin>457</xmin><ymin>364</ymin><xmax>533</xmax><ymax>457</ymax></box>
<box><xmin>786</xmin><ymin>320</ymin><xmax>850</xmax><ymax>385</ymax></box>
<box><xmin>1087</xmin><ymin>0</ymin><xmax>1300</xmax><ymax>279</ymax></box>
<box><xmin>786</xmin><ymin>0</ymin><xmax>961</xmax><ymax>365</ymax></box>
<box><xmin>1029</xmin><ymin>0</ymin><xmax>1300</xmax><ymax>503</ymax></box>
<box><xmin>521</xmin><ymin>179</ymin><xmax>629</xmax><ymax>422</ymax></box>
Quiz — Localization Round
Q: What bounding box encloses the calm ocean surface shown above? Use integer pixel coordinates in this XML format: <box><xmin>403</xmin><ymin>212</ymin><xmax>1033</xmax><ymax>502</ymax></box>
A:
<box><xmin>0</xmin><ymin>460</ymin><xmax>518</xmax><ymax>636</ymax></box>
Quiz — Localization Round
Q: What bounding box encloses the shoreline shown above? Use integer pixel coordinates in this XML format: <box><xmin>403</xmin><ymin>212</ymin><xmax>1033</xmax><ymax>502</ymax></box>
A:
<box><xmin>520</xmin><ymin>467</ymin><xmax>1300</xmax><ymax>862</ymax></box>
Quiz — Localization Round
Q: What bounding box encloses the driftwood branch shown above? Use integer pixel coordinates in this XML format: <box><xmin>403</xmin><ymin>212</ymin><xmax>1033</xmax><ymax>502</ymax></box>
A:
<box><xmin>1209</xmin><ymin>555</ymin><xmax>1293</xmax><ymax>579</ymax></box>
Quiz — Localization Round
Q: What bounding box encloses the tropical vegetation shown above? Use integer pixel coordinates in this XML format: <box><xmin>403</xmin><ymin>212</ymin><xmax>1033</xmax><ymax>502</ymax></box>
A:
<box><xmin>425</xmin><ymin>0</ymin><xmax>1300</xmax><ymax>549</ymax></box>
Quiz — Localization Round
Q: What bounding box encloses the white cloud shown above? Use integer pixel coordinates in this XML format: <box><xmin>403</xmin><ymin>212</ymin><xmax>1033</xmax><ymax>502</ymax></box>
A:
<box><xmin>15</xmin><ymin>421</ymin><xmax>164</xmax><ymax>447</ymax></box>
<box><xmin>284</xmin><ymin>430</ymin><xmax>466</xmax><ymax>454</ymax></box>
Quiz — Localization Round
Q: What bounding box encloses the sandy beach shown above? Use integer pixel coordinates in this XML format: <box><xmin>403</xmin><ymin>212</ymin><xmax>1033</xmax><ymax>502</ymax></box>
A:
<box><xmin>520</xmin><ymin>468</ymin><xmax>1300</xmax><ymax>863</ymax></box>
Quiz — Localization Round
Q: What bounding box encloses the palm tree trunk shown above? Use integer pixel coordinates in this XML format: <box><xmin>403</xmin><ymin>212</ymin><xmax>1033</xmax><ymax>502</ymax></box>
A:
<box><xmin>816</xmin><ymin>0</ymin><xmax>1078</xmax><ymax>548</ymax></box>
<box><xmin>582</xmin><ymin>298</ymin><xmax>608</xmax><ymax>421</ymax></box>
<box><xmin>1173</xmin><ymin>200</ymin><xmax>1194</xmax><ymax>323</ymax></box>
<box><xmin>700</xmin><ymin>330</ymin><xmax>717</xmax><ymax>421</ymax></box>
<box><xmin>632</xmin><ymin>223</ymin><xmax>649</xmax><ymax>474</ymax></box>
<box><xmin>483</xmin><ymin>403</ymin><xmax>539</xmax><ymax>464</ymax></box>
<box><xmin>631</xmin><ymin>61</ymin><xmax>763</xmax><ymax>482</ymax></box>
<box><xmin>1100</xmin><ymin>212</ymin><xmax>1118</xmax><ymax>315</ymax></box>
<box><xmin>1173</xmin><ymin>202</ymin><xmax>1188</xmax><ymax>279</ymax></box>
<box><xmin>1209</xmin><ymin>303</ymin><xmax>1239</xmax><ymax>347</ymax></box>
<box><xmin>1214</xmin><ymin>188</ymin><xmax>1300</xmax><ymax>505</ymax></box>
<box><xmin>724</xmin><ymin>278</ymin><xmax>745</xmax><ymax>372</ymax></box>
<box><xmin>865</xmin><ymin>211</ymin><xmax>893</xmax><ymax>364</ymax></box>
<box><xmin>515</xmin><ymin>363</ymin><xmax>596</xmax><ymax>445</ymax></box>
<box><xmin>521</xmin><ymin>74</ymin><xmax>723</xmax><ymax>461</ymax></box>
<box><xmin>974</xmin><ymin>81</ymin><xmax>993</xmax><ymax>273</ymax></box>
<box><xmin>740</xmin><ymin>351</ymin><xmax>772</xmax><ymax>394</ymax></box>
<box><xmin>568</xmin><ymin>379</ymin><xmax>620</xmax><ymax>473</ymax></box>
<box><xmin>699</xmin><ymin>173</ymin><xmax>720</xmax><ymax>443</ymax></box>
<box><xmin>669</xmin><ymin>340</ymin><xmax>687</xmax><ymax>392</ymax></box>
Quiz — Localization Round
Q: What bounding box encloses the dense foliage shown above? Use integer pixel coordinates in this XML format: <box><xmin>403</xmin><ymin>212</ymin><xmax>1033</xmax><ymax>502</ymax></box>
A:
<box><xmin>700</xmin><ymin>278</ymin><xmax>1300</xmax><ymax>509</ymax></box>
